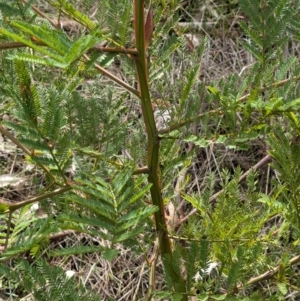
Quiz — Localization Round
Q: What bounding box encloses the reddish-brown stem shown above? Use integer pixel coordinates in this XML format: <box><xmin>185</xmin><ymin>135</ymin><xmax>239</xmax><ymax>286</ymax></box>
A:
<box><xmin>0</xmin><ymin>186</ymin><xmax>72</xmax><ymax>212</ymax></box>
<box><xmin>0</xmin><ymin>41</ymin><xmax>138</xmax><ymax>56</ymax></box>
<box><xmin>133</xmin><ymin>1</ymin><xmax>186</xmax><ymax>299</ymax></box>
<box><xmin>133</xmin><ymin>0</ymin><xmax>171</xmax><ymax>255</ymax></box>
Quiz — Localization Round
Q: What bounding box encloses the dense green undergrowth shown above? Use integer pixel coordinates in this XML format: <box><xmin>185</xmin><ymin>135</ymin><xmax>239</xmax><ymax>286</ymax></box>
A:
<box><xmin>1</xmin><ymin>0</ymin><xmax>300</xmax><ymax>300</ymax></box>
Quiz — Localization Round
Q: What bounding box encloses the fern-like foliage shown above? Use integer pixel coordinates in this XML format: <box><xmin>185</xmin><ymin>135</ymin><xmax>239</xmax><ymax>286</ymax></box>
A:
<box><xmin>2</xmin><ymin>0</ymin><xmax>300</xmax><ymax>300</ymax></box>
<box><xmin>239</xmin><ymin>0</ymin><xmax>295</xmax><ymax>67</ymax></box>
<box><xmin>191</xmin><ymin>0</ymin><xmax>300</xmax><ymax>152</ymax></box>
<box><xmin>3</xmin><ymin>60</ymin><xmax>73</xmax><ymax>178</ymax></box>
<box><xmin>268</xmin><ymin>124</ymin><xmax>300</xmax><ymax>231</ymax></box>
<box><xmin>53</xmin><ymin>168</ymin><xmax>156</xmax><ymax>253</ymax></box>
<box><xmin>182</xmin><ymin>169</ymin><xmax>275</xmax><ymax>292</ymax></box>
<box><xmin>0</xmin><ymin>169</ymin><xmax>155</xmax><ymax>261</ymax></box>
<box><xmin>45</xmin><ymin>0</ymin><xmax>97</xmax><ymax>30</ymax></box>
<box><xmin>0</xmin><ymin>259</ymin><xmax>101</xmax><ymax>301</ymax></box>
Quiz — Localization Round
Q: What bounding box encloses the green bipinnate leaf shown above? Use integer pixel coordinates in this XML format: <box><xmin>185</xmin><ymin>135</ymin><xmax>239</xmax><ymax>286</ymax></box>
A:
<box><xmin>102</xmin><ymin>248</ymin><xmax>119</xmax><ymax>261</ymax></box>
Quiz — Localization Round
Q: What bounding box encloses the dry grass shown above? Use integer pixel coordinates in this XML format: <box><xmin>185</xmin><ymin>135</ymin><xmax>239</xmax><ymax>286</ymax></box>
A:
<box><xmin>1</xmin><ymin>0</ymin><xmax>300</xmax><ymax>300</ymax></box>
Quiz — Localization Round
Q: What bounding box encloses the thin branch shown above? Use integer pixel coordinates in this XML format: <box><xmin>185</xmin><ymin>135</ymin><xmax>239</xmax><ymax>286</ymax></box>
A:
<box><xmin>0</xmin><ymin>125</ymin><xmax>31</xmax><ymax>155</ymax></box>
<box><xmin>91</xmin><ymin>45</ymin><xmax>138</xmax><ymax>55</ymax></box>
<box><xmin>159</xmin><ymin>76</ymin><xmax>300</xmax><ymax>135</ymax></box>
<box><xmin>133</xmin><ymin>166</ymin><xmax>150</xmax><ymax>175</ymax></box>
<box><xmin>92</xmin><ymin>59</ymin><xmax>140</xmax><ymax>97</ymax></box>
<box><xmin>158</xmin><ymin>109</ymin><xmax>221</xmax><ymax>135</ymax></box>
<box><xmin>16</xmin><ymin>1</ymin><xmax>141</xmax><ymax>98</ymax></box>
<box><xmin>168</xmin><ymin>235</ymin><xmax>251</xmax><ymax>243</ymax></box>
<box><xmin>0</xmin><ymin>41</ymin><xmax>138</xmax><ymax>56</ymax></box>
<box><xmin>0</xmin><ymin>41</ymin><xmax>40</xmax><ymax>50</ymax></box>
<box><xmin>144</xmin><ymin>231</ymin><xmax>162</xmax><ymax>301</ymax></box>
<box><xmin>238</xmin><ymin>76</ymin><xmax>300</xmax><ymax>102</ymax></box>
<box><xmin>239</xmin><ymin>253</ymin><xmax>300</xmax><ymax>288</ymax></box>
<box><xmin>175</xmin><ymin>154</ymin><xmax>272</xmax><ymax>228</ymax></box>
<box><xmin>0</xmin><ymin>186</ymin><xmax>72</xmax><ymax>212</ymax></box>
<box><xmin>22</xmin><ymin>0</ymin><xmax>59</xmax><ymax>28</ymax></box>
<box><xmin>0</xmin><ymin>125</ymin><xmax>56</xmax><ymax>181</ymax></box>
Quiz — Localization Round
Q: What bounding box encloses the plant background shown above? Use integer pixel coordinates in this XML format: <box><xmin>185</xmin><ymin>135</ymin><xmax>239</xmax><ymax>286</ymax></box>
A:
<box><xmin>1</xmin><ymin>0</ymin><xmax>300</xmax><ymax>300</ymax></box>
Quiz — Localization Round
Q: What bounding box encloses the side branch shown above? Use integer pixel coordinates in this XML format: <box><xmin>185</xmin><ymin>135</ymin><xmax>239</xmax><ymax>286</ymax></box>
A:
<box><xmin>0</xmin><ymin>186</ymin><xmax>72</xmax><ymax>212</ymax></box>
<box><xmin>175</xmin><ymin>154</ymin><xmax>272</xmax><ymax>228</ymax></box>
<box><xmin>0</xmin><ymin>41</ymin><xmax>138</xmax><ymax>56</ymax></box>
<box><xmin>159</xmin><ymin>76</ymin><xmax>300</xmax><ymax>135</ymax></box>
<box><xmin>0</xmin><ymin>125</ymin><xmax>55</xmax><ymax>182</ymax></box>
<box><xmin>239</xmin><ymin>254</ymin><xmax>300</xmax><ymax>288</ymax></box>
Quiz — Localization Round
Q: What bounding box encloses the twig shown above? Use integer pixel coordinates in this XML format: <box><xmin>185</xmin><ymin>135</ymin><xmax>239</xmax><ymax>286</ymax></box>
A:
<box><xmin>0</xmin><ymin>125</ymin><xmax>56</xmax><ymax>182</ymax></box>
<box><xmin>22</xmin><ymin>0</ymin><xmax>59</xmax><ymax>28</ymax></box>
<box><xmin>0</xmin><ymin>186</ymin><xmax>72</xmax><ymax>212</ymax></box>
<box><xmin>159</xmin><ymin>76</ymin><xmax>300</xmax><ymax>136</ymax></box>
<box><xmin>239</xmin><ymin>253</ymin><xmax>300</xmax><ymax>288</ymax></box>
<box><xmin>158</xmin><ymin>109</ymin><xmax>221</xmax><ymax>135</ymax></box>
<box><xmin>168</xmin><ymin>235</ymin><xmax>251</xmax><ymax>243</ymax></box>
<box><xmin>0</xmin><ymin>126</ymin><xmax>31</xmax><ymax>156</ymax></box>
<box><xmin>144</xmin><ymin>230</ymin><xmax>163</xmax><ymax>301</ymax></box>
<box><xmin>133</xmin><ymin>166</ymin><xmax>150</xmax><ymax>175</ymax></box>
<box><xmin>175</xmin><ymin>154</ymin><xmax>272</xmax><ymax>228</ymax></box>
<box><xmin>91</xmin><ymin>56</ymin><xmax>140</xmax><ymax>97</ymax></box>
<box><xmin>17</xmin><ymin>1</ymin><xmax>140</xmax><ymax>97</ymax></box>
<box><xmin>0</xmin><ymin>41</ymin><xmax>138</xmax><ymax>56</ymax></box>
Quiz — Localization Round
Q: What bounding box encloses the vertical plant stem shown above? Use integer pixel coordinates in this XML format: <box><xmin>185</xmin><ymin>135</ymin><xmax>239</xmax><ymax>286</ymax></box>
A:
<box><xmin>133</xmin><ymin>1</ymin><xmax>187</xmax><ymax>299</ymax></box>
<box><xmin>134</xmin><ymin>0</ymin><xmax>171</xmax><ymax>257</ymax></box>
